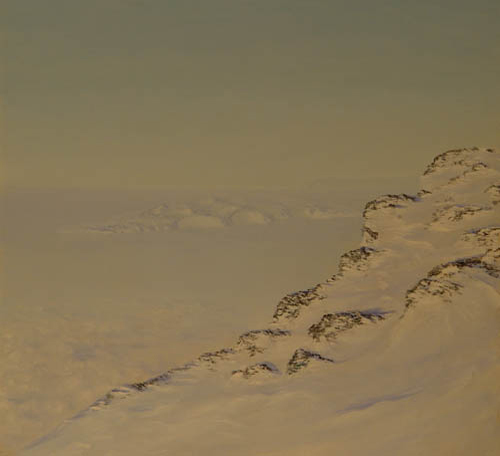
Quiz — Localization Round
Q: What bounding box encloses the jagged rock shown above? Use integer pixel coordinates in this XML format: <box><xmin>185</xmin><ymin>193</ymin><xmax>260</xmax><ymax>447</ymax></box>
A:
<box><xmin>231</xmin><ymin>362</ymin><xmax>280</xmax><ymax>379</ymax></box>
<box><xmin>429</xmin><ymin>255</ymin><xmax>500</xmax><ymax>279</ymax></box>
<box><xmin>236</xmin><ymin>329</ymin><xmax>291</xmax><ymax>356</ymax></box>
<box><xmin>198</xmin><ymin>348</ymin><xmax>236</xmax><ymax>367</ymax></box>
<box><xmin>338</xmin><ymin>247</ymin><xmax>379</xmax><ymax>274</ymax></box>
<box><xmin>431</xmin><ymin>205</ymin><xmax>490</xmax><ymax>224</ymax></box>
<box><xmin>325</xmin><ymin>274</ymin><xmax>340</xmax><ymax>284</ymax></box>
<box><xmin>129</xmin><ymin>373</ymin><xmax>171</xmax><ymax>392</ymax></box>
<box><xmin>461</xmin><ymin>227</ymin><xmax>500</xmax><ymax>248</ymax></box>
<box><xmin>362</xmin><ymin>225</ymin><xmax>379</xmax><ymax>244</ymax></box>
<box><xmin>447</xmin><ymin>162</ymin><xmax>490</xmax><ymax>184</ymax></box>
<box><xmin>422</xmin><ymin>147</ymin><xmax>484</xmax><ymax>176</ymax></box>
<box><xmin>89</xmin><ymin>362</ymin><xmax>198</xmax><ymax>411</ymax></box>
<box><xmin>272</xmin><ymin>284</ymin><xmax>325</xmax><ymax>322</ymax></box>
<box><xmin>286</xmin><ymin>349</ymin><xmax>334</xmax><ymax>374</ymax></box>
<box><xmin>362</xmin><ymin>194</ymin><xmax>419</xmax><ymax>218</ymax></box>
<box><xmin>308</xmin><ymin>311</ymin><xmax>385</xmax><ymax>342</ymax></box>
<box><xmin>405</xmin><ymin>278</ymin><xmax>463</xmax><ymax>308</ymax></box>
<box><xmin>406</xmin><ymin>252</ymin><xmax>500</xmax><ymax>308</ymax></box>
<box><xmin>129</xmin><ymin>364</ymin><xmax>194</xmax><ymax>392</ymax></box>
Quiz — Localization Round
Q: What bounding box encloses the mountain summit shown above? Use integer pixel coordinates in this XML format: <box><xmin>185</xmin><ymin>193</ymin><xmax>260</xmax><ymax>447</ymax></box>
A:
<box><xmin>25</xmin><ymin>148</ymin><xmax>500</xmax><ymax>456</ymax></box>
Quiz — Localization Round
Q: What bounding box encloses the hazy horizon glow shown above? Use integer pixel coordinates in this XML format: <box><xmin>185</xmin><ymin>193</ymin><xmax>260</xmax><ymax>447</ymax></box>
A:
<box><xmin>3</xmin><ymin>0</ymin><xmax>500</xmax><ymax>189</ymax></box>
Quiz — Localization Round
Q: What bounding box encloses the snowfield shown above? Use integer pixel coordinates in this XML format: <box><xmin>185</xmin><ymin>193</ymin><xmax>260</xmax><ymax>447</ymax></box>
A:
<box><xmin>0</xmin><ymin>185</ymin><xmax>377</xmax><ymax>453</ymax></box>
<box><xmin>9</xmin><ymin>148</ymin><xmax>500</xmax><ymax>455</ymax></box>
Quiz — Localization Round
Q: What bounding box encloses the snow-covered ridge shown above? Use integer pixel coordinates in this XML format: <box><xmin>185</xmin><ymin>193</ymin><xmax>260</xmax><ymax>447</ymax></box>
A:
<box><xmin>60</xmin><ymin>195</ymin><xmax>357</xmax><ymax>234</ymax></box>
<box><xmin>24</xmin><ymin>148</ymin><xmax>500</xmax><ymax>456</ymax></box>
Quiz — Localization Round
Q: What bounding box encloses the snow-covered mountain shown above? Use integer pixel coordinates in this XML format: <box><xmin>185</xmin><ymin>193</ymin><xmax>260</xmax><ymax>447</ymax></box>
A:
<box><xmin>24</xmin><ymin>148</ymin><xmax>500</xmax><ymax>455</ymax></box>
<box><xmin>61</xmin><ymin>195</ymin><xmax>356</xmax><ymax>234</ymax></box>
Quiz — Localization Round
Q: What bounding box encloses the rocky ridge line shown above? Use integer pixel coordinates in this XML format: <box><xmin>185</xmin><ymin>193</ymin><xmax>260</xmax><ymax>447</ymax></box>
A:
<box><xmin>71</xmin><ymin>147</ymin><xmax>500</xmax><ymax>414</ymax></box>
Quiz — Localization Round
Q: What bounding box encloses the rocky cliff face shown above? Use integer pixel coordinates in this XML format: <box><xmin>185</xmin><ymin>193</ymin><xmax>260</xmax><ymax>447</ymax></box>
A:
<box><xmin>24</xmin><ymin>148</ymin><xmax>500</xmax><ymax>456</ymax></box>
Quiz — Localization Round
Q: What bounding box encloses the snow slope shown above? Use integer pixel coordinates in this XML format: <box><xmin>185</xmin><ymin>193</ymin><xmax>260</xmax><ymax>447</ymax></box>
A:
<box><xmin>23</xmin><ymin>148</ymin><xmax>500</xmax><ymax>455</ymax></box>
<box><xmin>1</xmin><ymin>187</ymin><xmax>371</xmax><ymax>453</ymax></box>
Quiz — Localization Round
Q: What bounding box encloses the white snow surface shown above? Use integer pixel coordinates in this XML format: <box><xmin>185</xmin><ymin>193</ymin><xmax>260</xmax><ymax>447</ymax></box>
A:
<box><xmin>10</xmin><ymin>148</ymin><xmax>500</xmax><ymax>455</ymax></box>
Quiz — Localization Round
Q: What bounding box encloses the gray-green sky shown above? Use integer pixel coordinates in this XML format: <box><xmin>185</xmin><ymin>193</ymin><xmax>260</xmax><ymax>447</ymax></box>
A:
<box><xmin>3</xmin><ymin>0</ymin><xmax>500</xmax><ymax>189</ymax></box>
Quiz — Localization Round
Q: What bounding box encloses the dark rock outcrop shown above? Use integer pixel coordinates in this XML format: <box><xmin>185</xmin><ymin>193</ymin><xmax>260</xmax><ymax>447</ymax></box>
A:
<box><xmin>308</xmin><ymin>311</ymin><xmax>385</xmax><ymax>342</ymax></box>
<box><xmin>428</xmin><ymin>254</ymin><xmax>500</xmax><ymax>279</ymax></box>
<box><xmin>236</xmin><ymin>329</ymin><xmax>291</xmax><ymax>356</ymax></box>
<box><xmin>338</xmin><ymin>247</ymin><xmax>379</xmax><ymax>274</ymax></box>
<box><xmin>405</xmin><ymin>252</ymin><xmax>500</xmax><ymax>309</ymax></box>
<box><xmin>272</xmin><ymin>285</ymin><xmax>325</xmax><ymax>322</ymax></box>
<box><xmin>405</xmin><ymin>278</ymin><xmax>464</xmax><ymax>308</ymax></box>
<box><xmin>362</xmin><ymin>194</ymin><xmax>419</xmax><ymax>218</ymax></box>
<box><xmin>423</xmin><ymin>147</ymin><xmax>483</xmax><ymax>176</ymax></box>
<box><xmin>431</xmin><ymin>205</ymin><xmax>489</xmax><ymax>224</ymax></box>
<box><xmin>198</xmin><ymin>348</ymin><xmax>236</xmax><ymax>367</ymax></box>
<box><xmin>286</xmin><ymin>349</ymin><xmax>334</xmax><ymax>375</ymax></box>
<box><xmin>232</xmin><ymin>362</ymin><xmax>280</xmax><ymax>379</ymax></box>
<box><xmin>447</xmin><ymin>162</ymin><xmax>490</xmax><ymax>184</ymax></box>
<box><xmin>461</xmin><ymin>227</ymin><xmax>500</xmax><ymax>248</ymax></box>
<box><xmin>362</xmin><ymin>225</ymin><xmax>379</xmax><ymax>244</ymax></box>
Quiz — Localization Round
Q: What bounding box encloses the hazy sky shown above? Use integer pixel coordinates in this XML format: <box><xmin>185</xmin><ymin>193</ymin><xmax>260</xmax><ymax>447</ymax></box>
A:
<box><xmin>3</xmin><ymin>0</ymin><xmax>500</xmax><ymax>189</ymax></box>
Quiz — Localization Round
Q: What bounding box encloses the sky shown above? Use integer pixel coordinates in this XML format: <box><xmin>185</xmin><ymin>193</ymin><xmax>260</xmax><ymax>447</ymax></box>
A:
<box><xmin>3</xmin><ymin>0</ymin><xmax>500</xmax><ymax>189</ymax></box>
